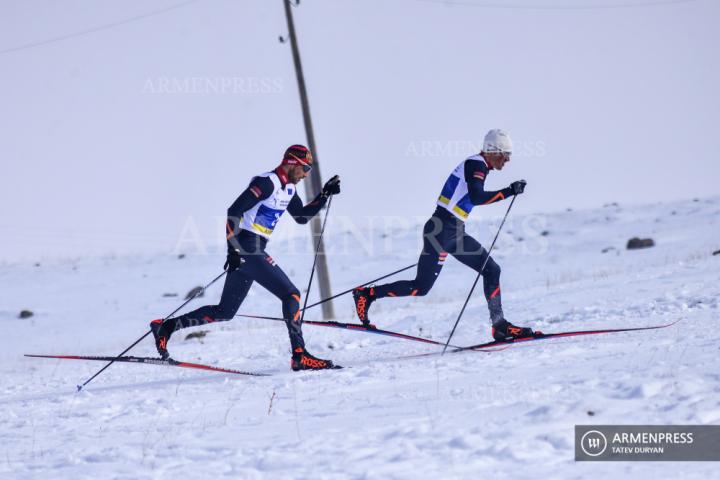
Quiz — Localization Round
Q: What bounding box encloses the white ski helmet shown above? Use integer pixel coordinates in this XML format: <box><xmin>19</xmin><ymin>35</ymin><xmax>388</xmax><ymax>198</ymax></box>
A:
<box><xmin>482</xmin><ymin>129</ymin><xmax>513</xmax><ymax>154</ymax></box>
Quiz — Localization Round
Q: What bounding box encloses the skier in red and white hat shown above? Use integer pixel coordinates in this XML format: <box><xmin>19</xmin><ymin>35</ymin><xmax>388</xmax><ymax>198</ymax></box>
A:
<box><xmin>151</xmin><ymin>145</ymin><xmax>341</xmax><ymax>370</ymax></box>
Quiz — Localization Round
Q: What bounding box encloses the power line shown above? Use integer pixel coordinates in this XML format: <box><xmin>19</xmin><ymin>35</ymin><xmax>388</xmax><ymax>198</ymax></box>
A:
<box><xmin>0</xmin><ymin>0</ymin><xmax>201</xmax><ymax>55</ymax></box>
<box><xmin>413</xmin><ymin>0</ymin><xmax>703</xmax><ymax>10</ymax></box>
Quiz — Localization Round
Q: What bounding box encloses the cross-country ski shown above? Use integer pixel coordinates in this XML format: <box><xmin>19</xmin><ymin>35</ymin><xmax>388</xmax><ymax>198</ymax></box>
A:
<box><xmin>456</xmin><ymin>319</ymin><xmax>683</xmax><ymax>352</ymax></box>
<box><xmin>401</xmin><ymin>320</ymin><xmax>682</xmax><ymax>360</ymax></box>
<box><xmin>24</xmin><ymin>354</ymin><xmax>271</xmax><ymax>379</ymax></box>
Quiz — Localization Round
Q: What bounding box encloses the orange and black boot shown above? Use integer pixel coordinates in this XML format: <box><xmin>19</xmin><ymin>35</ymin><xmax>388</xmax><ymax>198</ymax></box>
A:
<box><xmin>290</xmin><ymin>347</ymin><xmax>339</xmax><ymax>371</ymax></box>
<box><xmin>492</xmin><ymin>319</ymin><xmax>538</xmax><ymax>342</ymax></box>
<box><xmin>150</xmin><ymin>319</ymin><xmax>174</xmax><ymax>360</ymax></box>
<box><xmin>352</xmin><ymin>287</ymin><xmax>376</xmax><ymax>327</ymax></box>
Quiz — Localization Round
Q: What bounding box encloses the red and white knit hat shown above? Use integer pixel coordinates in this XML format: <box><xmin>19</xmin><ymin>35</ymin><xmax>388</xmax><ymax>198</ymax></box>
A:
<box><xmin>282</xmin><ymin>144</ymin><xmax>313</xmax><ymax>166</ymax></box>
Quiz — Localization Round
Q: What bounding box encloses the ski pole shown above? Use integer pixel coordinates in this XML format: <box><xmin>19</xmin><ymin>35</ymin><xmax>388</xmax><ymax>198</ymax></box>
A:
<box><xmin>441</xmin><ymin>195</ymin><xmax>517</xmax><ymax>355</ymax></box>
<box><xmin>76</xmin><ymin>270</ymin><xmax>227</xmax><ymax>391</ymax></box>
<box><xmin>234</xmin><ymin>262</ymin><xmax>417</xmax><ymax>321</ymax></box>
<box><xmin>299</xmin><ymin>195</ymin><xmax>334</xmax><ymax>324</ymax></box>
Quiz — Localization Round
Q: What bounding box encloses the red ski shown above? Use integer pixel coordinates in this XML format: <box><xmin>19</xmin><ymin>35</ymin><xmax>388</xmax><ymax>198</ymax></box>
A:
<box><xmin>25</xmin><ymin>354</ymin><xmax>270</xmax><ymax>378</ymax></box>
<box><xmin>399</xmin><ymin>320</ymin><xmax>680</xmax><ymax>360</ymax></box>
<box><xmin>454</xmin><ymin>319</ymin><xmax>681</xmax><ymax>353</ymax></box>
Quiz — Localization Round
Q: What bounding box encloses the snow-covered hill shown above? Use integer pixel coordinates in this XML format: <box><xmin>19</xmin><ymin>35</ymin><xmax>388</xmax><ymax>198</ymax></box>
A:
<box><xmin>2</xmin><ymin>197</ymin><xmax>719</xmax><ymax>479</ymax></box>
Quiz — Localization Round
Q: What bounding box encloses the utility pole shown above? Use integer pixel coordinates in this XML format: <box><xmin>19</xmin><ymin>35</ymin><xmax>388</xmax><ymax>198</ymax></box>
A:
<box><xmin>282</xmin><ymin>0</ymin><xmax>335</xmax><ymax>319</ymax></box>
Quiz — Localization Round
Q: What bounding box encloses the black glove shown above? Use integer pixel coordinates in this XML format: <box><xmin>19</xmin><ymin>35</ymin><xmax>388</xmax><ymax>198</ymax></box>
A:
<box><xmin>509</xmin><ymin>180</ymin><xmax>527</xmax><ymax>195</ymax></box>
<box><xmin>224</xmin><ymin>250</ymin><xmax>244</xmax><ymax>272</ymax></box>
<box><xmin>322</xmin><ymin>175</ymin><xmax>341</xmax><ymax>196</ymax></box>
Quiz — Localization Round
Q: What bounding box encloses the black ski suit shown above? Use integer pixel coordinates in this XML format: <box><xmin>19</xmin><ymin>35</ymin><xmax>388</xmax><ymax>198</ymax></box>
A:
<box><xmin>166</xmin><ymin>167</ymin><xmax>327</xmax><ymax>351</ymax></box>
<box><xmin>374</xmin><ymin>157</ymin><xmax>517</xmax><ymax>323</ymax></box>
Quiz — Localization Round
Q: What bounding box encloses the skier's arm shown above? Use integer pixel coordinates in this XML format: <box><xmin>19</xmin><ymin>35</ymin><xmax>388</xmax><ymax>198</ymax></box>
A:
<box><xmin>464</xmin><ymin>160</ymin><xmax>514</xmax><ymax>206</ymax></box>
<box><xmin>286</xmin><ymin>175</ymin><xmax>340</xmax><ymax>224</ymax></box>
<box><xmin>226</xmin><ymin>177</ymin><xmax>274</xmax><ymax>247</ymax></box>
<box><xmin>286</xmin><ymin>192</ymin><xmax>328</xmax><ymax>225</ymax></box>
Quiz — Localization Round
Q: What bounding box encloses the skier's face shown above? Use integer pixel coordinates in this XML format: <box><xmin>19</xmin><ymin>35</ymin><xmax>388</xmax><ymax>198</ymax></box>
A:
<box><xmin>292</xmin><ymin>151</ymin><xmax>314</xmax><ymax>183</ymax></box>
<box><xmin>485</xmin><ymin>151</ymin><xmax>511</xmax><ymax>170</ymax></box>
<box><xmin>284</xmin><ymin>150</ymin><xmax>313</xmax><ymax>184</ymax></box>
<box><xmin>288</xmin><ymin>164</ymin><xmax>309</xmax><ymax>184</ymax></box>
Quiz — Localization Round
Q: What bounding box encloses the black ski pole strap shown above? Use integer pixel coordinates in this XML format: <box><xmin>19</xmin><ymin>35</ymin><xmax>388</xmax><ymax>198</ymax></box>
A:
<box><xmin>441</xmin><ymin>195</ymin><xmax>517</xmax><ymax>354</ymax></box>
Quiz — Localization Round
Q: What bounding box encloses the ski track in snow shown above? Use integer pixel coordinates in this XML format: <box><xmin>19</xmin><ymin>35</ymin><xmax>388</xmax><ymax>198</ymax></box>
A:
<box><xmin>1</xmin><ymin>197</ymin><xmax>719</xmax><ymax>479</ymax></box>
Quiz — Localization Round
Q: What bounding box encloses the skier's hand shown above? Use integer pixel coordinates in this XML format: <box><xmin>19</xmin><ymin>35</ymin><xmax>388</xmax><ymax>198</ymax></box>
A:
<box><xmin>322</xmin><ymin>175</ymin><xmax>341</xmax><ymax>196</ymax></box>
<box><xmin>224</xmin><ymin>250</ymin><xmax>244</xmax><ymax>272</ymax></box>
<box><xmin>509</xmin><ymin>180</ymin><xmax>527</xmax><ymax>195</ymax></box>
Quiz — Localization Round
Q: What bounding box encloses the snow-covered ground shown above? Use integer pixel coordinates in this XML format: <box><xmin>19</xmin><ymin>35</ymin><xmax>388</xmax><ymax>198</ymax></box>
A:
<box><xmin>2</xmin><ymin>196</ymin><xmax>719</xmax><ymax>479</ymax></box>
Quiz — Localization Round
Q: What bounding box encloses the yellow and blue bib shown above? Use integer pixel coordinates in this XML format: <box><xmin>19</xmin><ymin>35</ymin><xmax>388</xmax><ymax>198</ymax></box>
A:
<box><xmin>239</xmin><ymin>172</ymin><xmax>294</xmax><ymax>238</ymax></box>
<box><xmin>436</xmin><ymin>156</ymin><xmax>487</xmax><ymax>221</ymax></box>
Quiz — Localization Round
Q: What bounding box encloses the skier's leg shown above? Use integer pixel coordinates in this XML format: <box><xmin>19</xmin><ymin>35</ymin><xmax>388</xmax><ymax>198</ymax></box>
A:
<box><xmin>373</xmin><ymin>247</ymin><xmax>444</xmax><ymax>298</ymax></box>
<box><xmin>352</xmin><ymin>217</ymin><xmax>447</xmax><ymax>324</ymax></box>
<box><xmin>374</xmin><ymin>217</ymin><xmax>447</xmax><ymax>298</ymax></box>
<box><xmin>168</xmin><ymin>270</ymin><xmax>253</xmax><ymax>330</ymax></box>
<box><xmin>245</xmin><ymin>253</ymin><xmax>305</xmax><ymax>351</ymax></box>
<box><xmin>248</xmin><ymin>252</ymin><xmax>336</xmax><ymax>369</ymax></box>
<box><xmin>150</xmin><ymin>269</ymin><xmax>253</xmax><ymax>358</ymax></box>
<box><xmin>450</xmin><ymin>232</ymin><xmax>503</xmax><ymax>323</ymax></box>
<box><xmin>452</xmin><ymin>232</ymin><xmax>536</xmax><ymax>340</ymax></box>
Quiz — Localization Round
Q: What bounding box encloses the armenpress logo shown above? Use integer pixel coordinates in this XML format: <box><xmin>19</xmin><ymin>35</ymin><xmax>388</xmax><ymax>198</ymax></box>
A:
<box><xmin>581</xmin><ymin>430</ymin><xmax>608</xmax><ymax>457</ymax></box>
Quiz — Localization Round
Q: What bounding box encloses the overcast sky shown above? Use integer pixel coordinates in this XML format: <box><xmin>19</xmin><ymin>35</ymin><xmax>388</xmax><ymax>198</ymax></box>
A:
<box><xmin>1</xmin><ymin>0</ymin><xmax>718</xmax><ymax>262</ymax></box>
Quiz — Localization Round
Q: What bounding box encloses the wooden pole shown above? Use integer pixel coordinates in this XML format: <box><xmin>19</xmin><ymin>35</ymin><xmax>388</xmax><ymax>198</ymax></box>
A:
<box><xmin>283</xmin><ymin>0</ymin><xmax>334</xmax><ymax>319</ymax></box>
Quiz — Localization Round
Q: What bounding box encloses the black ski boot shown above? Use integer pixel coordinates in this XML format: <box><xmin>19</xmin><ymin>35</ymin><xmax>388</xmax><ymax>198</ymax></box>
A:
<box><xmin>150</xmin><ymin>319</ymin><xmax>174</xmax><ymax>360</ymax></box>
<box><xmin>352</xmin><ymin>287</ymin><xmax>376</xmax><ymax>327</ymax></box>
<box><xmin>291</xmin><ymin>347</ymin><xmax>339</xmax><ymax>371</ymax></box>
<box><xmin>492</xmin><ymin>319</ymin><xmax>538</xmax><ymax>342</ymax></box>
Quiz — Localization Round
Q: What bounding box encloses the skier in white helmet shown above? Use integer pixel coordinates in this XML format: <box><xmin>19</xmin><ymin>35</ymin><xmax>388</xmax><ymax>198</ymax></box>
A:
<box><xmin>352</xmin><ymin>129</ymin><xmax>538</xmax><ymax>341</ymax></box>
